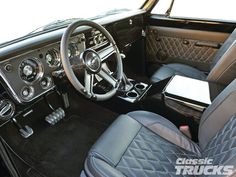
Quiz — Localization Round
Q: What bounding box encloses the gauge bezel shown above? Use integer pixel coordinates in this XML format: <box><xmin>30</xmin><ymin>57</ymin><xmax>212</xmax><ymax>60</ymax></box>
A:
<box><xmin>40</xmin><ymin>76</ymin><xmax>53</xmax><ymax>90</ymax></box>
<box><xmin>18</xmin><ymin>57</ymin><xmax>44</xmax><ymax>85</ymax></box>
<box><xmin>45</xmin><ymin>49</ymin><xmax>61</xmax><ymax>68</ymax></box>
<box><xmin>20</xmin><ymin>86</ymin><xmax>35</xmax><ymax>100</ymax></box>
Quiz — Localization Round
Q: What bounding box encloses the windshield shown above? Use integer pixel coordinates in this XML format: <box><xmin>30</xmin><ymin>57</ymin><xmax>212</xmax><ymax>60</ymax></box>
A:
<box><xmin>0</xmin><ymin>0</ymin><xmax>145</xmax><ymax>46</ymax></box>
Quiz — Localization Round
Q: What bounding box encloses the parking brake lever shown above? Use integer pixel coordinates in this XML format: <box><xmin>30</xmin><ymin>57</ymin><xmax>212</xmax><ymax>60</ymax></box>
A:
<box><xmin>12</xmin><ymin>118</ymin><xmax>33</xmax><ymax>138</ymax></box>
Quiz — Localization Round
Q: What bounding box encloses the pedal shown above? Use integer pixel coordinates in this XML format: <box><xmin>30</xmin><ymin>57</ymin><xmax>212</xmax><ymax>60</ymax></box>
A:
<box><xmin>20</xmin><ymin>125</ymin><xmax>34</xmax><ymax>138</ymax></box>
<box><xmin>12</xmin><ymin>118</ymin><xmax>34</xmax><ymax>139</ymax></box>
<box><xmin>45</xmin><ymin>108</ymin><xmax>65</xmax><ymax>125</ymax></box>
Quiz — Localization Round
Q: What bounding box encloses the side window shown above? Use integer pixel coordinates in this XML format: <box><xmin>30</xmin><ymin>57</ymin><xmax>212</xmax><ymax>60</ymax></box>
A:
<box><xmin>152</xmin><ymin>0</ymin><xmax>236</xmax><ymax>22</ymax></box>
<box><xmin>151</xmin><ymin>0</ymin><xmax>173</xmax><ymax>15</ymax></box>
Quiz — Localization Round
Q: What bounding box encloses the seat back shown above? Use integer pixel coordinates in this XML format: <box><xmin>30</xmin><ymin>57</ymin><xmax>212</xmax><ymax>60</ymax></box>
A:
<box><xmin>207</xmin><ymin>28</ymin><xmax>236</xmax><ymax>85</ymax></box>
<box><xmin>199</xmin><ymin>79</ymin><xmax>236</xmax><ymax>149</ymax></box>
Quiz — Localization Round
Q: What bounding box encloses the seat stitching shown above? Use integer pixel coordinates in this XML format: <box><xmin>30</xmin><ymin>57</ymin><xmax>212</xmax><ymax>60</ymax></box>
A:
<box><xmin>115</xmin><ymin>120</ymin><xmax>142</xmax><ymax>167</ymax></box>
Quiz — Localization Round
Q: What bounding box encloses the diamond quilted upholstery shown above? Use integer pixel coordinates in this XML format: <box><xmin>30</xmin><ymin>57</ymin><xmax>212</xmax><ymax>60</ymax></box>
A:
<box><xmin>116</xmin><ymin>127</ymin><xmax>199</xmax><ymax>177</ymax></box>
<box><xmin>146</xmin><ymin>30</ymin><xmax>218</xmax><ymax>66</ymax></box>
<box><xmin>202</xmin><ymin>115</ymin><xmax>236</xmax><ymax>167</ymax></box>
<box><xmin>85</xmin><ymin>80</ymin><xmax>236</xmax><ymax>177</ymax></box>
<box><xmin>115</xmin><ymin>116</ymin><xmax>236</xmax><ymax>177</ymax></box>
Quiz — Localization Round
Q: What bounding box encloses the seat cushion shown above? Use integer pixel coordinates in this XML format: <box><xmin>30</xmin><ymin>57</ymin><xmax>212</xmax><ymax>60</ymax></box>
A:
<box><xmin>85</xmin><ymin>111</ymin><xmax>201</xmax><ymax>177</ymax></box>
<box><xmin>150</xmin><ymin>63</ymin><xmax>207</xmax><ymax>83</ymax></box>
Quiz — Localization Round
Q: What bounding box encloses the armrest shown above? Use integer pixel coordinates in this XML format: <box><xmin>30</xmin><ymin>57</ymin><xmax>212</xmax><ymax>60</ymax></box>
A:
<box><xmin>163</xmin><ymin>75</ymin><xmax>212</xmax><ymax>112</ymax></box>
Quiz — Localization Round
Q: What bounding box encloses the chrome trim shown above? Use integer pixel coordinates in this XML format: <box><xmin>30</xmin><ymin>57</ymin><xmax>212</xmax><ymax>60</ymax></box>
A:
<box><xmin>98</xmin><ymin>44</ymin><xmax>115</xmax><ymax>61</ymax></box>
<box><xmin>164</xmin><ymin>95</ymin><xmax>206</xmax><ymax>112</ymax></box>
<box><xmin>0</xmin><ymin>34</ymin><xmax>84</xmax><ymax>104</ymax></box>
<box><xmin>0</xmin><ymin>99</ymin><xmax>15</xmax><ymax>120</ymax></box>
<box><xmin>40</xmin><ymin>76</ymin><xmax>53</xmax><ymax>90</ymax></box>
<box><xmin>20</xmin><ymin>86</ymin><xmax>35</xmax><ymax>101</ymax></box>
<box><xmin>0</xmin><ymin>68</ymin><xmax>55</xmax><ymax>103</ymax></box>
<box><xmin>0</xmin><ymin>69</ymin><xmax>22</xmax><ymax>103</ymax></box>
<box><xmin>134</xmin><ymin>83</ymin><xmax>146</xmax><ymax>91</ymax></box>
<box><xmin>45</xmin><ymin>49</ymin><xmax>61</xmax><ymax>68</ymax></box>
<box><xmin>18</xmin><ymin>57</ymin><xmax>44</xmax><ymax>85</ymax></box>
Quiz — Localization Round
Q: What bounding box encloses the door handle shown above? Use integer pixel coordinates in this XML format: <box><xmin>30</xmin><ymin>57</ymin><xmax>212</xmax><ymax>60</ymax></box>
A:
<box><xmin>195</xmin><ymin>41</ymin><xmax>221</xmax><ymax>49</ymax></box>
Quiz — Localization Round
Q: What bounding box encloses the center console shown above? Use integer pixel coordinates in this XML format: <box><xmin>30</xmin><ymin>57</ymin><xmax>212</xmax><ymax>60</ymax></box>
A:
<box><xmin>163</xmin><ymin>75</ymin><xmax>212</xmax><ymax>112</ymax></box>
<box><xmin>117</xmin><ymin>79</ymin><xmax>150</xmax><ymax>103</ymax></box>
<box><xmin>116</xmin><ymin>74</ymin><xmax>224</xmax><ymax>120</ymax></box>
<box><xmin>148</xmin><ymin>75</ymin><xmax>225</xmax><ymax>120</ymax></box>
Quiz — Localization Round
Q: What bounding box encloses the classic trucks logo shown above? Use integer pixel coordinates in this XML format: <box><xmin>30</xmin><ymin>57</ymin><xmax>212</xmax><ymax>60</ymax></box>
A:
<box><xmin>175</xmin><ymin>158</ymin><xmax>234</xmax><ymax>175</ymax></box>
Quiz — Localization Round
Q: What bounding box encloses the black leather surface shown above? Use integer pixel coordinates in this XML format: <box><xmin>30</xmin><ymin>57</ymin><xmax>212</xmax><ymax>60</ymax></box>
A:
<box><xmin>146</xmin><ymin>27</ymin><xmax>220</xmax><ymax>70</ymax></box>
<box><xmin>85</xmin><ymin>115</ymin><xmax>141</xmax><ymax>177</ymax></box>
<box><xmin>116</xmin><ymin>126</ymin><xmax>199</xmax><ymax>177</ymax></box>
<box><xmin>210</xmin><ymin>28</ymin><xmax>236</xmax><ymax>70</ymax></box>
<box><xmin>88</xmin><ymin>115</ymin><xmax>141</xmax><ymax>166</ymax></box>
<box><xmin>85</xmin><ymin>110</ymin><xmax>236</xmax><ymax>177</ymax></box>
<box><xmin>85</xmin><ymin>80</ymin><xmax>236</xmax><ymax>177</ymax></box>
<box><xmin>85</xmin><ymin>112</ymin><xmax>201</xmax><ymax>177</ymax></box>
<box><xmin>127</xmin><ymin>111</ymin><xmax>201</xmax><ymax>155</ymax></box>
<box><xmin>202</xmin><ymin>115</ymin><xmax>236</xmax><ymax>170</ymax></box>
<box><xmin>149</xmin><ymin>28</ymin><xmax>236</xmax><ymax>84</ymax></box>
<box><xmin>150</xmin><ymin>63</ymin><xmax>207</xmax><ymax>83</ymax></box>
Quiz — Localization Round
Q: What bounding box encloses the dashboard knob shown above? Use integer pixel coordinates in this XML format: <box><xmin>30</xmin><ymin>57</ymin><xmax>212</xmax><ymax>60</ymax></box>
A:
<box><xmin>21</xmin><ymin>86</ymin><xmax>34</xmax><ymax>100</ymax></box>
<box><xmin>22</xmin><ymin>89</ymin><xmax>29</xmax><ymax>96</ymax></box>
<box><xmin>4</xmin><ymin>64</ymin><xmax>13</xmax><ymax>72</ymax></box>
<box><xmin>40</xmin><ymin>77</ymin><xmax>52</xmax><ymax>89</ymax></box>
<box><xmin>23</xmin><ymin>65</ymin><xmax>33</xmax><ymax>76</ymax></box>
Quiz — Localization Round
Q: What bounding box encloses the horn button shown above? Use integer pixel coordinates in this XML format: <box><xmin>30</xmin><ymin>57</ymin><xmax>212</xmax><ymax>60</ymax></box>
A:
<box><xmin>83</xmin><ymin>49</ymin><xmax>101</xmax><ymax>73</ymax></box>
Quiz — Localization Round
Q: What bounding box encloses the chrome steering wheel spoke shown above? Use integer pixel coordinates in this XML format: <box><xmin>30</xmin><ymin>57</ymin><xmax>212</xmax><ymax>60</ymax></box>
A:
<box><xmin>97</xmin><ymin>67</ymin><xmax>117</xmax><ymax>88</ymax></box>
<box><xmin>60</xmin><ymin>19</ymin><xmax>123</xmax><ymax>101</ymax></box>
<box><xmin>84</xmin><ymin>70</ymin><xmax>94</xmax><ymax>95</ymax></box>
<box><xmin>98</xmin><ymin>44</ymin><xmax>116</xmax><ymax>62</ymax></box>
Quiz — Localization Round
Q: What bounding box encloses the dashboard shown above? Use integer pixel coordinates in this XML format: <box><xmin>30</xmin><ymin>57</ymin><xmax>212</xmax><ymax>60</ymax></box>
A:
<box><xmin>0</xmin><ymin>11</ymin><xmax>144</xmax><ymax>124</ymax></box>
<box><xmin>0</xmin><ymin>30</ymin><xmax>109</xmax><ymax>104</ymax></box>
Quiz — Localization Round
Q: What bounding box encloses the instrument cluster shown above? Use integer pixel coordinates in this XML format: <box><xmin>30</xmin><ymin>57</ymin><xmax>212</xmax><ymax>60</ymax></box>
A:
<box><xmin>0</xmin><ymin>33</ymin><xmax>85</xmax><ymax>104</ymax></box>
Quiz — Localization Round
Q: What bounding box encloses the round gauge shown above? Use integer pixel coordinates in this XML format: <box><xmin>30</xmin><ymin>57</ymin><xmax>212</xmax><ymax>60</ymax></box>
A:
<box><xmin>19</xmin><ymin>58</ymin><xmax>43</xmax><ymax>84</ymax></box>
<box><xmin>40</xmin><ymin>76</ymin><xmax>53</xmax><ymax>89</ymax></box>
<box><xmin>20</xmin><ymin>86</ymin><xmax>34</xmax><ymax>100</ymax></box>
<box><xmin>45</xmin><ymin>49</ymin><xmax>60</xmax><ymax>68</ymax></box>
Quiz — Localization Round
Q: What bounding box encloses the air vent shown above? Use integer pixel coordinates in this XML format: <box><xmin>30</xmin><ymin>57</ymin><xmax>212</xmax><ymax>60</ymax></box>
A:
<box><xmin>0</xmin><ymin>99</ymin><xmax>15</xmax><ymax>121</ymax></box>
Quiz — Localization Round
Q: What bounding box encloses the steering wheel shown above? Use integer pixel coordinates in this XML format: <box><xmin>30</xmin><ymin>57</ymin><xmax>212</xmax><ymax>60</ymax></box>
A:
<box><xmin>60</xmin><ymin>20</ymin><xmax>123</xmax><ymax>101</ymax></box>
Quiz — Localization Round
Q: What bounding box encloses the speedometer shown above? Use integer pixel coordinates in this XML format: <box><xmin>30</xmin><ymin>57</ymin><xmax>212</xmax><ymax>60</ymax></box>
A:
<box><xmin>45</xmin><ymin>49</ymin><xmax>60</xmax><ymax>68</ymax></box>
<box><xmin>19</xmin><ymin>58</ymin><xmax>43</xmax><ymax>84</ymax></box>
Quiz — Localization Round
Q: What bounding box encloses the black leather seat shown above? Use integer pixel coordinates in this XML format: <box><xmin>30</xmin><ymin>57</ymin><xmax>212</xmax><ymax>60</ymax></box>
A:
<box><xmin>84</xmin><ymin>79</ymin><xmax>236</xmax><ymax>177</ymax></box>
<box><xmin>151</xmin><ymin>28</ymin><xmax>236</xmax><ymax>85</ymax></box>
<box><xmin>151</xmin><ymin>63</ymin><xmax>207</xmax><ymax>82</ymax></box>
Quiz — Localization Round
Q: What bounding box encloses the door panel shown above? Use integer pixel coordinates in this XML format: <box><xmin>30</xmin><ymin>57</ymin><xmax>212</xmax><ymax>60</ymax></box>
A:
<box><xmin>146</xmin><ymin>26</ymin><xmax>229</xmax><ymax>72</ymax></box>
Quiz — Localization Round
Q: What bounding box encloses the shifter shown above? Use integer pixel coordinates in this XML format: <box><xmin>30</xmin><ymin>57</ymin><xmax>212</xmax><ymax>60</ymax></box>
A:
<box><xmin>119</xmin><ymin>73</ymin><xmax>133</xmax><ymax>92</ymax></box>
<box><xmin>119</xmin><ymin>53</ymin><xmax>133</xmax><ymax>92</ymax></box>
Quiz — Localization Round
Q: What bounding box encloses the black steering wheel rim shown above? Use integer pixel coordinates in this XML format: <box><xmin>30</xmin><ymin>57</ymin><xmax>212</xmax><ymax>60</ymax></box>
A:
<box><xmin>60</xmin><ymin>20</ymin><xmax>123</xmax><ymax>101</ymax></box>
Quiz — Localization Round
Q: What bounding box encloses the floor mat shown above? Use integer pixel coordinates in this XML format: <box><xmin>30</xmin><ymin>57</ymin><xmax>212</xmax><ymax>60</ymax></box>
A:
<box><xmin>4</xmin><ymin>115</ymin><xmax>109</xmax><ymax>177</ymax></box>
